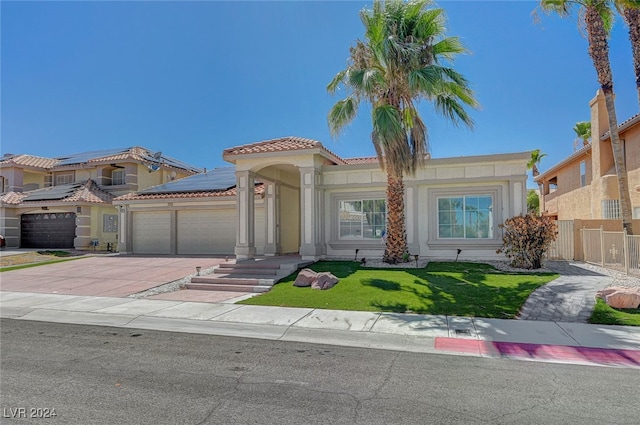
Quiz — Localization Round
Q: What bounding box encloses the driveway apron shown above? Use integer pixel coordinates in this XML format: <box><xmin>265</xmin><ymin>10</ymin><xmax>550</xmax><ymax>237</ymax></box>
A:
<box><xmin>0</xmin><ymin>256</ymin><xmax>226</xmax><ymax>297</ymax></box>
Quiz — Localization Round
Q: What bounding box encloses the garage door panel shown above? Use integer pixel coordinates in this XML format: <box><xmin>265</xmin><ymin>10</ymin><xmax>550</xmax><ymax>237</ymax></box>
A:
<box><xmin>133</xmin><ymin>212</ymin><xmax>171</xmax><ymax>254</ymax></box>
<box><xmin>21</xmin><ymin>213</ymin><xmax>76</xmax><ymax>249</ymax></box>
<box><xmin>177</xmin><ymin>210</ymin><xmax>235</xmax><ymax>254</ymax></box>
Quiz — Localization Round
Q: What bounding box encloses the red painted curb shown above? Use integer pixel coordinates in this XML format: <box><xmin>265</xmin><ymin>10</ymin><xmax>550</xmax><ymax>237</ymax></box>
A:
<box><xmin>435</xmin><ymin>337</ymin><xmax>640</xmax><ymax>367</ymax></box>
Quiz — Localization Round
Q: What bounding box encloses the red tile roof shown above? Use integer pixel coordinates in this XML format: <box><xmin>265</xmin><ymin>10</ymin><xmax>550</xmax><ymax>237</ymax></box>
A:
<box><xmin>223</xmin><ymin>136</ymin><xmax>347</xmax><ymax>164</ymax></box>
<box><xmin>0</xmin><ymin>154</ymin><xmax>59</xmax><ymax>169</ymax></box>
<box><xmin>115</xmin><ymin>183</ymin><xmax>265</xmax><ymax>201</ymax></box>
<box><xmin>0</xmin><ymin>180</ymin><xmax>113</xmax><ymax>205</ymax></box>
<box><xmin>343</xmin><ymin>157</ymin><xmax>379</xmax><ymax>165</ymax></box>
<box><xmin>0</xmin><ymin>147</ymin><xmax>200</xmax><ymax>173</ymax></box>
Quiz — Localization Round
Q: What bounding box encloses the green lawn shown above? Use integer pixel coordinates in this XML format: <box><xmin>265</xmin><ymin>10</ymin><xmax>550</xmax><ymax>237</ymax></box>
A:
<box><xmin>590</xmin><ymin>298</ymin><xmax>640</xmax><ymax>326</ymax></box>
<box><xmin>238</xmin><ymin>261</ymin><xmax>558</xmax><ymax>318</ymax></box>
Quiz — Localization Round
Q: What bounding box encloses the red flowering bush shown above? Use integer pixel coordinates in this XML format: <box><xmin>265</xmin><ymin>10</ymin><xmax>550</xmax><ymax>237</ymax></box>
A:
<box><xmin>497</xmin><ymin>213</ymin><xmax>557</xmax><ymax>269</ymax></box>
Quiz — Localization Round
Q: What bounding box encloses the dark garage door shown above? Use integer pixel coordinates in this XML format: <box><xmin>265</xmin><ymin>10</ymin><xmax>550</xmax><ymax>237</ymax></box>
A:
<box><xmin>21</xmin><ymin>213</ymin><xmax>76</xmax><ymax>249</ymax></box>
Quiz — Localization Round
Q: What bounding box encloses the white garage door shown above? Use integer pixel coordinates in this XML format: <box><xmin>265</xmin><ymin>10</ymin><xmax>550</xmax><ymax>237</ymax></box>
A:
<box><xmin>133</xmin><ymin>211</ymin><xmax>171</xmax><ymax>254</ymax></box>
<box><xmin>177</xmin><ymin>208</ymin><xmax>266</xmax><ymax>255</ymax></box>
<box><xmin>177</xmin><ymin>209</ymin><xmax>235</xmax><ymax>254</ymax></box>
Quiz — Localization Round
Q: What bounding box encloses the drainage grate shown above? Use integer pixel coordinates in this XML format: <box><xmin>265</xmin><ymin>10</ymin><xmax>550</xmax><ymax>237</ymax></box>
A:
<box><xmin>454</xmin><ymin>329</ymin><xmax>472</xmax><ymax>335</ymax></box>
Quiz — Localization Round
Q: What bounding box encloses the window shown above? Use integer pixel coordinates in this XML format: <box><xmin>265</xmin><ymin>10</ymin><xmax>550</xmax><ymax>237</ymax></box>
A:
<box><xmin>602</xmin><ymin>199</ymin><xmax>620</xmax><ymax>219</ymax></box>
<box><xmin>580</xmin><ymin>161</ymin><xmax>586</xmax><ymax>187</ymax></box>
<box><xmin>111</xmin><ymin>170</ymin><xmax>125</xmax><ymax>185</ymax></box>
<box><xmin>55</xmin><ymin>173</ymin><xmax>74</xmax><ymax>185</ymax></box>
<box><xmin>438</xmin><ymin>195</ymin><xmax>493</xmax><ymax>239</ymax></box>
<box><xmin>339</xmin><ymin>199</ymin><xmax>386</xmax><ymax>240</ymax></box>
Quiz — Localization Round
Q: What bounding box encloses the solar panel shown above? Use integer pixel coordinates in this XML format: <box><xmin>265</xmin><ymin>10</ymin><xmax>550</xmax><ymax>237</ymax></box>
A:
<box><xmin>22</xmin><ymin>183</ymin><xmax>81</xmax><ymax>201</ymax></box>
<box><xmin>55</xmin><ymin>148</ymin><xmax>130</xmax><ymax>166</ymax></box>
<box><xmin>56</xmin><ymin>147</ymin><xmax>202</xmax><ymax>173</ymax></box>
<box><xmin>140</xmin><ymin>167</ymin><xmax>239</xmax><ymax>194</ymax></box>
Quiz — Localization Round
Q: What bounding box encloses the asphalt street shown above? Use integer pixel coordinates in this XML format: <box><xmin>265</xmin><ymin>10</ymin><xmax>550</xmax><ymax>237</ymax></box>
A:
<box><xmin>2</xmin><ymin>319</ymin><xmax>639</xmax><ymax>425</ymax></box>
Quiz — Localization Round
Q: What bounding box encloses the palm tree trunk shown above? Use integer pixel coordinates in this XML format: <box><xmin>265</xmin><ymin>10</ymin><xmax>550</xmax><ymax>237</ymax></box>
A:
<box><xmin>623</xmin><ymin>7</ymin><xmax>640</xmax><ymax>107</ymax></box>
<box><xmin>383</xmin><ymin>171</ymin><xmax>408</xmax><ymax>263</ymax></box>
<box><xmin>586</xmin><ymin>5</ymin><xmax>634</xmax><ymax>235</ymax></box>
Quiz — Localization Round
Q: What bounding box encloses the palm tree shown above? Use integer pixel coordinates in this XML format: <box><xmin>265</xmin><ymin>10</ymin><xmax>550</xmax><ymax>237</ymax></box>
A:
<box><xmin>615</xmin><ymin>0</ymin><xmax>640</xmax><ymax>106</ymax></box>
<box><xmin>528</xmin><ymin>149</ymin><xmax>547</xmax><ymax>177</ymax></box>
<box><xmin>539</xmin><ymin>0</ymin><xmax>634</xmax><ymax>235</ymax></box>
<box><xmin>573</xmin><ymin>121</ymin><xmax>591</xmax><ymax>149</ymax></box>
<box><xmin>327</xmin><ymin>0</ymin><xmax>478</xmax><ymax>263</ymax></box>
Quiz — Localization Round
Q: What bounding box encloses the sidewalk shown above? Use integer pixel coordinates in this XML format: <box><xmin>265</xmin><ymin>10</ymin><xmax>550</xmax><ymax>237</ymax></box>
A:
<box><xmin>2</xmin><ymin>290</ymin><xmax>639</xmax><ymax>369</ymax></box>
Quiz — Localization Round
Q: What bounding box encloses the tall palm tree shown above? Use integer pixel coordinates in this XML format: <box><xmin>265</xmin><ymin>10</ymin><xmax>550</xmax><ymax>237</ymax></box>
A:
<box><xmin>327</xmin><ymin>0</ymin><xmax>478</xmax><ymax>263</ymax></box>
<box><xmin>540</xmin><ymin>0</ymin><xmax>634</xmax><ymax>234</ymax></box>
<box><xmin>573</xmin><ymin>121</ymin><xmax>591</xmax><ymax>148</ymax></box>
<box><xmin>615</xmin><ymin>0</ymin><xmax>640</xmax><ymax>106</ymax></box>
<box><xmin>528</xmin><ymin>149</ymin><xmax>547</xmax><ymax>177</ymax></box>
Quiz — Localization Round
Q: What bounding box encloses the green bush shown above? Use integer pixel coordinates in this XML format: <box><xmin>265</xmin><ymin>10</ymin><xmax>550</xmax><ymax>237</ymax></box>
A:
<box><xmin>497</xmin><ymin>213</ymin><xmax>557</xmax><ymax>269</ymax></box>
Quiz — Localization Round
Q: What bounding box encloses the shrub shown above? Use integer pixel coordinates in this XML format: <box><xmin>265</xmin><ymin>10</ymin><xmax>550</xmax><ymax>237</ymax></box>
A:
<box><xmin>496</xmin><ymin>213</ymin><xmax>557</xmax><ymax>269</ymax></box>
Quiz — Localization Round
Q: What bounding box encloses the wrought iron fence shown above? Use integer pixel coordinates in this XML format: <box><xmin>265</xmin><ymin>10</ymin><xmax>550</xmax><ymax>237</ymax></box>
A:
<box><xmin>581</xmin><ymin>227</ymin><xmax>640</xmax><ymax>276</ymax></box>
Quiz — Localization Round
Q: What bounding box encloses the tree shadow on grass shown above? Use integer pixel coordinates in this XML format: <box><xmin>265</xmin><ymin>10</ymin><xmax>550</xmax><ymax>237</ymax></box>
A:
<box><xmin>362</xmin><ymin>279</ymin><xmax>401</xmax><ymax>291</ymax></box>
<box><xmin>368</xmin><ymin>262</ymin><xmax>550</xmax><ymax>318</ymax></box>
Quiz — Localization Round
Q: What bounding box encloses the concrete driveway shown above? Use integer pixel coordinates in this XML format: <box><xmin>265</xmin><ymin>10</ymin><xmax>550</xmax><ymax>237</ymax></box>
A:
<box><xmin>0</xmin><ymin>255</ymin><xmax>226</xmax><ymax>297</ymax></box>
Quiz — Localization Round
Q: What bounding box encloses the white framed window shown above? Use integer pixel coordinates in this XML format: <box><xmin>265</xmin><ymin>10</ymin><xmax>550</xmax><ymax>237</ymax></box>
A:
<box><xmin>602</xmin><ymin>199</ymin><xmax>620</xmax><ymax>219</ymax></box>
<box><xmin>339</xmin><ymin>199</ymin><xmax>386</xmax><ymax>240</ymax></box>
<box><xmin>111</xmin><ymin>170</ymin><xmax>125</xmax><ymax>185</ymax></box>
<box><xmin>55</xmin><ymin>173</ymin><xmax>74</xmax><ymax>185</ymax></box>
<box><xmin>437</xmin><ymin>195</ymin><xmax>493</xmax><ymax>239</ymax></box>
<box><xmin>580</xmin><ymin>161</ymin><xmax>586</xmax><ymax>187</ymax></box>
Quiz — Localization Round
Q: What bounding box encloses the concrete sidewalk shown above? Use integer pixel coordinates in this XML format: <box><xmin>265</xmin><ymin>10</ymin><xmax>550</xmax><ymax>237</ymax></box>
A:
<box><xmin>2</xmin><ymin>290</ymin><xmax>639</xmax><ymax>369</ymax></box>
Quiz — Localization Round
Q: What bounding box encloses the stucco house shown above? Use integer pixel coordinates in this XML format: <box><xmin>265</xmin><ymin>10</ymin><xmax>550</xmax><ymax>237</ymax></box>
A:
<box><xmin>536</xmin><ymin>90</ymin><xmax>640</xmax><ymax>221</ymax></box>
<box><xmin>114</xmin><ymin>137</ymin><xmax>530</xmax><ymax>261</ymax></box>
<box><xmin>0</xmin><ymin>147</ymin><xmax>201</xmax><ymax>249</ymax></box>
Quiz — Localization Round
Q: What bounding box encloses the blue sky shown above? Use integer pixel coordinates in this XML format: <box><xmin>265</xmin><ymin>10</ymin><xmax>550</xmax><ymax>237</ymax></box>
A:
<box><xmin>2</xmin><ymin>1</ymin><xmax>638</xmax><ymax>188</ymax></box>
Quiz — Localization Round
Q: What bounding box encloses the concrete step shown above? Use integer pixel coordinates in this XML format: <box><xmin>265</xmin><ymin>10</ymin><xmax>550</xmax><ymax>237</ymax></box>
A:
<box><xmin>191</xmin><ymin>276</ymin><xmax>259</xmax><ymax>285</ymax></box>
<box><xmin>217</xmin><ymin>268</ymin><xmax>278</xmax><ymax>276</ymax></box>
<box><xmin>219</xmin><ymin>262</ymin><xmax>281</xmax><ymax>270</ymax></box>
<box><xmin>185</xmin><ymin>283</ymin><xmax>269</xmax><ymax>293</ymax></box>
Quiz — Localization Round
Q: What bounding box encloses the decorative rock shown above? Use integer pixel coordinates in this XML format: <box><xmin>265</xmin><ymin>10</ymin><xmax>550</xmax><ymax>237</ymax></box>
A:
<box><xmin>596</xmin><ymin>286</ymin><xmax>640</xmax><ymax>309</ymax></box>
<box><xmin>316</xmin><ymin>272</ymin><xmax>339</xmax><ymax>290</ymax></box>
<box><xmin>294</xmin><ymin>268</ymin><xmax>317</xmax><ymax>287</ymax></box>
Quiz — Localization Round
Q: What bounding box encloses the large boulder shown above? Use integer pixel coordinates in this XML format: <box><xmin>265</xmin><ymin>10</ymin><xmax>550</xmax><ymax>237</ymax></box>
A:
<box><xmin>596</xmin><ymin>287</ymin><xmax>640</xmax><ymax>309</ymax></box>
<box><xmin>293</xmin><ymin>268</ymin><xmax>317</xmax><ymax>287</ymax></box>
<box><xmin>316</xmin><ymin>272</ymin><xmax>339</xmax><ymax>290</ymax></box>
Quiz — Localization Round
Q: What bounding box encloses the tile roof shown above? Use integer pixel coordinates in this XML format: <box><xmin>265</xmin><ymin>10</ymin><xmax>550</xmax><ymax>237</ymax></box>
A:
<box><xmin>0</xmin><ymin>154</ymin><xmax>59</xmax><ymax>169</ymax></box>
<box><xmin>223</xmin><ymin>136</ymin><xmax>347</xmax><ymax>165</ymax></box>
<box><xmin>1</xmin><ymin>147</ymin><xmax>201</xmax><ymax>173</ymax></box>
<box><xmin>0</xmin><ymin>180</ymin><xmax>113</xmax><ymax>205</ymax></box>
<box><xmin>115</xmin><ymin>183</ymin><xmax>265</xmax><ymax>201</ymax></box>
<box><xmin>343</xmin><ymin>157</ymin><xmax>379</xmax><ymax>165</ymax></box>
<box><xmin>600</xmin><ymin>113</ymin><xmax>640</xmax><ymax>140</ymax></box>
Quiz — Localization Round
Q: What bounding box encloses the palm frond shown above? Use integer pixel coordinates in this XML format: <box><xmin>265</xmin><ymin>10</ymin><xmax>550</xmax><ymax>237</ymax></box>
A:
<box><xmin>328</xmin><ymin>97</ymin><xmax>359</xmax><ymax>138</ymax></box>
<box><xmin>432</xmin><ymin>37</ymin><xmax>466</xmax><ymax>60</ymax></box>
<box><xmin>327</xmin><ymin>70</ymin><xmax>347</xmax><ymax>95</ymax></box>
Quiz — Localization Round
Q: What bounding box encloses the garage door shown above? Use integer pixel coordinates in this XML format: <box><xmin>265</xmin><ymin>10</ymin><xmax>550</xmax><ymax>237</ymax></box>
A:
<box><xmin>21</xmin><ymin>213</ymin><xmax>76</xmax><ymax>249</ymax></box>
<box><xmin>177</xmin><ymin>210</ymin><xmax>235</xmax><ymax>254</ymax></box>
<box><xmin>133</xmin><ymin>211</ymin><xmax>171</xmax><ymax>254</ymax></box>
<box><xmin>177</xmin><ymin>208</ymin><xmax>265</xmax><ymax>255</ymax></box>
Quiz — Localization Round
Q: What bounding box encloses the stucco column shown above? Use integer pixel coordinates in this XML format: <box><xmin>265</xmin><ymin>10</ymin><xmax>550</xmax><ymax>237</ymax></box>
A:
<box><xmin>299</xmin><ymin>167</ymin><xmax>322</xmax><ymax>260</ymax></box>
<box><xmin>117</xmin><ymin>205</ymin><xmax>129</xmax><ymax>253</ymax></box>
<box><xmin>235</xmin><ymin>170</ymin><xmax>256</xmax><ymax>259</ymax></box>
<box><xmin>74</xmin><ymin>206</ymin><xmax>91</xmax><ymax>249</ymax></box>
<box><xmin>263</xmin><ymin>181</ymin><xmax>281</xmax><ymax>256</ymax></box>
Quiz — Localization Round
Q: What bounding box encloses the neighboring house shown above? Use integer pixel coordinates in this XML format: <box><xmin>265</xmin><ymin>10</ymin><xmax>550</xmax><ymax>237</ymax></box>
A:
<box><xmin>114</xmin><ymin>136</ymin><xmax>529</xmax><ymax>260</ymax></box>
<box><xmin>0</xmin><ymin>147</ymin><xmax>201</xmax><ymax>249</ymax></box>
<box><xmin>536</xmin><ymin>90</ymin><xmax>640</xmax><ymax>221</ymax></box>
